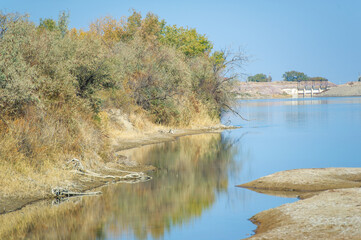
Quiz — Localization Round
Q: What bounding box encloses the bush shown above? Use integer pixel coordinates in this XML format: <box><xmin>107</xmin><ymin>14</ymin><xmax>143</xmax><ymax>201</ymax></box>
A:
<box><xmin>0</xmin><ymin>14</ymin><xmax>39</xmax><ymax>115</ymax></box>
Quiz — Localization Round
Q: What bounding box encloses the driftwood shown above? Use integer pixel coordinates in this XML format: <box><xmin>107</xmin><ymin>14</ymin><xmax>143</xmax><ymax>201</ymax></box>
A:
<box><xmin>52</xmin><ymin>158</ymin><xmax>151</xmax><ymax>199</ymax></box>
<box><xmin>51</xmin><ymin>187</ymin><xmax>101</xmax><ymax>198</ymax></box>
<box><xmin>74</xmin><ymin>170</ymin><xmax>150</xmax><ymax>182</ymax></box>
<box><xmin>65</xmin><ymin>158</ymin><xmax>151</xmax><ymax>183</ymax></box>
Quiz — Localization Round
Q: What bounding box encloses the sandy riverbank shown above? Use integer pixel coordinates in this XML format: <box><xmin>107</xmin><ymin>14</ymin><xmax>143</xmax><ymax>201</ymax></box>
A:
<box><xmin>238</xmin><ymin>168</ymin><xmax>361</xmax><ymax>239</ymax></box>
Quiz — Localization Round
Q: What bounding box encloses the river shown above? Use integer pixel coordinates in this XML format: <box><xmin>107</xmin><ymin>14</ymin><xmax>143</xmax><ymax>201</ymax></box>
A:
<box><xmin>5</xmin><ymin>97</ymin><xmax>361</xmax><ymax>239</ymax></box>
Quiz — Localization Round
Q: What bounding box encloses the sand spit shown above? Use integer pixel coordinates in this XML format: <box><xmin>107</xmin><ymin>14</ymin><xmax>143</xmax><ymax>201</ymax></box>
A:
<box><xmin>238</xmin><ymin>168</ymin><xmax>361</xmax><ymax>197</ymax></box>
<box><xmin>238</xmin><ymin>168</ymin><xmax>361</xmax><ymax>239</ymax></box>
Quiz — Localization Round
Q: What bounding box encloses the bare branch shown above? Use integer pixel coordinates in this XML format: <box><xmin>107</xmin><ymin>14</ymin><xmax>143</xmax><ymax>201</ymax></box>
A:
<box><xmin>222</xmin><ymin>103</ymin><xmax>250</xmax><ymax>121</ymax></box>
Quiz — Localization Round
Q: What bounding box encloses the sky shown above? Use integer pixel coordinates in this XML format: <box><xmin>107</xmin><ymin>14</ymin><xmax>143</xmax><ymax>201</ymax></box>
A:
<box><xmin>2</xmin><ymin>0</ymin><xmax>360</xmax><ymax>84</ymax></box>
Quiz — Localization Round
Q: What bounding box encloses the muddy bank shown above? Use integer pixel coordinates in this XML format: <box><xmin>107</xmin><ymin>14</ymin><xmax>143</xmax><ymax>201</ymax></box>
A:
<box><xmin>238</xmin><ymin>168</ymin><xmax>361</xmax><ymax>239</ymax></box>
<box><xmin>0</xmin><ymin>125</ymin><xmax>235</xmax><ymax>215</ymax></box>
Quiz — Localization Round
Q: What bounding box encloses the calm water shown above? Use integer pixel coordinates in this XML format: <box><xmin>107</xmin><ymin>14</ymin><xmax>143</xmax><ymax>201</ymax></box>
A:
<box><xmin>20</xmin><ymin>97</ymin><xmax>361</xmax><ymax>239</ymax></box>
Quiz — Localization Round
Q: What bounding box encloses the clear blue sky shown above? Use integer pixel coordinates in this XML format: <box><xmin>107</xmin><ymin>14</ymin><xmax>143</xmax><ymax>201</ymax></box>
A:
<box><xmin>2</xmin><ymin>0</ymin><xmax>361</xmax><ymax>84</ymax></box>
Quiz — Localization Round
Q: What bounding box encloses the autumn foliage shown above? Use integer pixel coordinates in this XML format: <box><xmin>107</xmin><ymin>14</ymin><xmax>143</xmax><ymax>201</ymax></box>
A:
<box><xmin>0</xmin><ymin>10</ymin><xmax>244</xmax><ymax>175</ymax></box>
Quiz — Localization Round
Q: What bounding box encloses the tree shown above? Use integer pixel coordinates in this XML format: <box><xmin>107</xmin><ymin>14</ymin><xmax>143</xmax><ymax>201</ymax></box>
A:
<box><xmin>358</xmin><ymin>76</ymin><xmax>361</xmax><ymax>82</ymax></box>
<box><xmin>38</xmin><ymin>10</ymin><xmax>69</xmax><ymax>36</ymax></box>
<box><xmin>57</xmin><ymin>10</ymin><xmax>69</xmax><ymax>37</ymax></box>
<box><xmin>267</xmin><ymin>75</ymin><xmax>272</xmax><ymax>82</ymax></box>
<box><xmin>248</xmin><ymin>73</ymin><xmax>268</xmax><ymax>82</ymax></box>
<box><xmin>39</xmin><ymin>18</ymin><xmax>57</xmax><ymax>31</ymax></box>
<box><xmin>159</xmin><ymin>25</ymin><xmax>213</xmax><ymax>57</ymax></box>
<box><xmin>139</xmin><ymin>12</ymin><xmax>165</xmax><ymax>42</ymax></box>
<box><xmin>192</xmin><ymin>47</ymin><xmax>247</xmax><ymax>119</ymax></box>
<box><xmin>123</xmin><ymin>9</ymin><xmax>142</xmax><ymax>39</ymax></box>
<box><xmin>283</xmin><ymin>71</ymin><xmax>309</xmax><ymax>82</ymax></box>
<box><xmin>89</xmin><ymin>11</ymin><xmax>165</xmax><ymax>45</ymax></box>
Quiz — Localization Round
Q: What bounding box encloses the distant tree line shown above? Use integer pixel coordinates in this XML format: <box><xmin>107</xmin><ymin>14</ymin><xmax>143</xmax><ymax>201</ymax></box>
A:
<box><xmin>247</xmin><ymin>73</ymin><xmax>272</xmax><ymax>82</ymax></box>
<box><xmin>282</xmin><ymin>71</ymin><xmax>328</xmax><ymax>82</ymax></box>
<box><xmin>247</xmin><ymin>71</ymin><xmax>328</xmax><ymax>83</ymax></box>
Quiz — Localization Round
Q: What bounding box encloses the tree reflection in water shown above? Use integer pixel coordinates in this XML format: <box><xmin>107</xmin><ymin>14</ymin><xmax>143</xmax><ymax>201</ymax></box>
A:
<box><xmin>0</xmin><ymin>133</ymin><xmax>239</xmax><ymax>240</ymax></box>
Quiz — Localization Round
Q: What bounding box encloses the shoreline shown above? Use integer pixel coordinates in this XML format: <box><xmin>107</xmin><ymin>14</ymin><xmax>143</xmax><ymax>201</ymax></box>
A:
<box><xmin>238</xmin><ymin>168</ymin><xmax>361</xmax><ymax>239</ymax></box>
<box><xmin>237</xmin><ymin>94</ymin><xmax>361</xmax><ymax>100</ymax></box>
<box><xmin>234</xmin><ymin>81</ymin><xmax>361</xmax><ymax>99</ymax></box>
<box><xmin>0</xmin><ymin>125</ymin><xmax>237</xmax><ymax>216</ymax></box>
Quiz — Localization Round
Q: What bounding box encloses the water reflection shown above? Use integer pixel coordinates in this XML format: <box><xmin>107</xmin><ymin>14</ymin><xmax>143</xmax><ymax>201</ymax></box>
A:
<box><xmin>0</xmin><ymin>133</ymin><xmax>239</xmax><ymax>240</ymax></box>
<box><xmin>4</xmin><ymin>97</ymin><xmax>360</xmax><ymax>239</ymax></box>
<box><xmin>238</xmin><ymin>97</ymin><xmax>361</xmax><ymax>108</ymax></box>
<box><xmin>233</xmin><ymin>97</ymin><xmax>345</xmax><ymax>128</ymax></box>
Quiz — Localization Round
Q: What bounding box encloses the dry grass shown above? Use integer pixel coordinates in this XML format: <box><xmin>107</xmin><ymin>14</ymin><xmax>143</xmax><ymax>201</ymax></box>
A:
<box><xmin>0</xmin><ymin>104</ymin><xmax>108</xmax><ymax>198</ymax></box>
<box><xmin>0</xmin><ymin>99</ymin><xmax>221</xmax><ymax>206</ymax></box>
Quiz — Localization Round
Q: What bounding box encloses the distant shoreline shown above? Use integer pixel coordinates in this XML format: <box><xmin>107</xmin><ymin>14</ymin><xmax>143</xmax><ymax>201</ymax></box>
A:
<box><xmin>234</xmin><ymin>81</ymin><xmax>361</xmax><ymax>99</ymax></box>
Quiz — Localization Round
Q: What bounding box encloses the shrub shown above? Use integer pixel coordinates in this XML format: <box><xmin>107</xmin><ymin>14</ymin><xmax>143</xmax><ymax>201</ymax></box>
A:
<box><xmin>0</xmin><ymin>13</ymin><xmax>38</xmax><ymax>115</ymax></box>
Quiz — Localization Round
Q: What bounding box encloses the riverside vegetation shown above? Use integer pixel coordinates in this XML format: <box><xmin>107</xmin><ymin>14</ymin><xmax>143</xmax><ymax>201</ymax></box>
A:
<box><xmin>0</xmin><ymin>11</ymin><xmax>245</xmax><ymax>207</ymax></box>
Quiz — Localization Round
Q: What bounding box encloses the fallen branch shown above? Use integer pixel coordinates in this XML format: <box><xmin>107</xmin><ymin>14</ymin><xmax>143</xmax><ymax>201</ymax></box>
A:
<box><xmin>51</xmin><ymin>187</ymin><xmax>101</xmax><ymax>198</ymax></box>
<box><xmin>74</xmin><ymin>169</ymin><xmax>150</xmax><ymax>182</ymax></box>
<box><xmin>65</xmin><ymin>158</ymin><xmax>151</xmax><ymax>183</ymax></box>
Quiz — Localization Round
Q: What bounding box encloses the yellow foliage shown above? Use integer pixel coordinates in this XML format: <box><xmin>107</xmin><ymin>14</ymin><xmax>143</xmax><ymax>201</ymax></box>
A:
<box><xmin>69</xmin><ymin>28</ymin><xmax>92</xmax><ymax>39</ymax></box>
<box><xmin>89</xmin><ymin>16</ymin><xmax>125</xmax><ymax>44</ymax></box>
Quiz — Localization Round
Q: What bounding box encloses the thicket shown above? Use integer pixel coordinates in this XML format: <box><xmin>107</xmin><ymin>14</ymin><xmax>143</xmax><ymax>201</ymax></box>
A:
<box><xmin>1</xmin><ymin>11</ymin><xmax>244</xmax><ymax>123</ymax></box>
<box><xmin>0</xmin><ymin>11</ymin><xmax>244</xmax><ymax>172</ymax></box>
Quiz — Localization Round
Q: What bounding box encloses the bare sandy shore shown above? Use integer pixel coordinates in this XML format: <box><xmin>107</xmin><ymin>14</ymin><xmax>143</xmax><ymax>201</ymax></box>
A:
<box><xmin>238</xmin><ymin>168</ymin><xmax>361</xmax><ymax>198</ymax></box>
<box><xmin>249</xmin><ymin>188</ymin><xmax>361</xmax><ymax>239</ymax></box>
<box><xmin>234</xmin><ymin>82</ymin><xmax>296</xmax><ymax>99</ymax></box>
<box><xmin>238</xmin><ymin>168</ymin><xmax>361</xmax><ymax>239</ymax></box>
<box><xmin>319</xmin><ymin>82</ymin><xmax>361</xmax><ymax>97</ymax></box>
